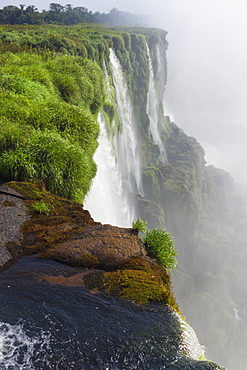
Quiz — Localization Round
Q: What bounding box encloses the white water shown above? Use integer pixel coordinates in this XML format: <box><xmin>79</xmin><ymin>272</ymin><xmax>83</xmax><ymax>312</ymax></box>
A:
<box><xmin>0</xmin><ymin>321</ymin><xmax>50</xmax><ymax>369</ymax></box>
<box><xmin>84</xmin><ymin>112</ymin><xmax>134</xmax><ymax>227</ymax></box>
<box><xmin>109</xmin><ymin>48</ymin><xmax>143</xmax><ymax>197</ymax></box>
<box><xmin>85</xmin><ymin>49</ymin><xmax>144</xmax><ymax>227</ymax></box>
<box><xmin>176</xmin><ymin>314</ymin><xmax>205</xmax><ymax>361</ymax></box>
<box><xmin>146</xmin><ymin>43</ymin><xmax>167</xmax><ymax>162</ymax></box>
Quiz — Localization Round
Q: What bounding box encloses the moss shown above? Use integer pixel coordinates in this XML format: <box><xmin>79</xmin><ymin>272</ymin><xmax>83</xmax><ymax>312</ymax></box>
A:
<box><xmin>103</xmin><ymin>101</ymin><xmax>115</xmax><ymax>122</ymax></box>
<box><xmin>7</xmin><ymin>179</ymin><xmax>50</xmax><ymax>200</ymax></box>
<box><xmin>104</xmin><ymin>256</ymin><xmax>180</xmax><ymax>311</ymax></box>
<box><xmin>6</xmin><ymin>180</ymin><xmax>95</xmax><ymax>255</ymax></box>
<box><xmin>83</xmin><ymin>270</ymin><xmax>105</xmax><ymax>290</ymax></box>
<box><xmin>31</xmin><ymin>200</ymin><xmax>54</xmax><ymax>215</ymax></box>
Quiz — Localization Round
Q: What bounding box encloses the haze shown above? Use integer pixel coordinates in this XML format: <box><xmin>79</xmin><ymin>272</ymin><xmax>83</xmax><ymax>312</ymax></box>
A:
<box><xmin>1</xmin><ymin>0</ymin><xmax>247</xmax><ymax>183</ymax></box>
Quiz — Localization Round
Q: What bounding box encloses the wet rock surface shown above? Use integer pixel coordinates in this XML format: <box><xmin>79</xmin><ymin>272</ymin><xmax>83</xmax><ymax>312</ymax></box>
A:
<box><xmin>0</xmin><ymin>181</ymin><xmax>178</xmax><ymax>310</ymax></box>
<box><xmin>0</xmin><ymin>181</ymin><xmax>147</xmax><ymax>272</ymax></box>
<box><xmin>0</xmin><ymin>185</ymin><xmax>30</xmax><ymax>270</ymax></box>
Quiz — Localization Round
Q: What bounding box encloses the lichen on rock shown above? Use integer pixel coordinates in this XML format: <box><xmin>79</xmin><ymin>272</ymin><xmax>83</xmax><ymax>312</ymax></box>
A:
<box><xmin>0</xmin><ymin>180</ymin><xmax>179</xmax><ymax>311</ymax></box>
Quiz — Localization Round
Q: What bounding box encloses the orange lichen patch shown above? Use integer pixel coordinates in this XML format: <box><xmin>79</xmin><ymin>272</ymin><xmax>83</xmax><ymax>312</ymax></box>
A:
<box><xmin>89</xmin><ymin>287</ymin><xmax>101</xmax><ymax>295</ymax></box>
<box><xmin>38</xmin><ymin>272</ymin><xmax>87</xmax><ymax>287</ymax></box>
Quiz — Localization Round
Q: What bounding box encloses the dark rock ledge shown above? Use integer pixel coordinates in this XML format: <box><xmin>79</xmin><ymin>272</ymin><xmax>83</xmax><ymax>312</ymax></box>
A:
<box><xmin>0</xmin><ymin>180</ymin><xmax>179</xmax><ymax>310</ymax></box>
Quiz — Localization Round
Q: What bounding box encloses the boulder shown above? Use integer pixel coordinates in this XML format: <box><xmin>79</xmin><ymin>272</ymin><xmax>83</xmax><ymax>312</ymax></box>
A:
<box><xmin>40</xmin><ymin>224</ymin><xmax>147</xmax><ymax>270</ymax></box>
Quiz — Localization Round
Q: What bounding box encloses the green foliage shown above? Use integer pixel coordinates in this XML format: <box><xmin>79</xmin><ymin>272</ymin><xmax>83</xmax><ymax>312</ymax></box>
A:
<box><xmin>143</xmin><ymin>228</ymin><xmax>178</xmax><ymax>270</ymax></box>
<box><xmin>132</xmin><ymin>218</ymin><xmax>148</xmax><ymax>233</ymax></box>
<box><xmin>32</xmin><ymin>200</ymin><xmax>54</xmax><ymax>215</ymax></box>
<box><xmin>0</xmin><ymin>119</ymin><xmax>26</xmax><ymax>153</ymax></box>
<box><xmin>27</xmin><ymin>129</ymin><xmax>94</xmax><ymax>202</ymax></box>
<box><xmin>0</xmin><ymin>73</ymin><xmax>53</xmax><ymax>102</ymax></box>
<box><xmin>0</xmin><ymin>40</ymin><xmax>104</xmax><ymax>202</ymax></box>
<box><xmin>0</xmin><ymin>149</ymin><xmax>35</xmax><ymax>181</ymax></box>
<box><xmin>0</xmin><ymin>4</ymin><xmax>146</xmax><ymax>27</ymax></box>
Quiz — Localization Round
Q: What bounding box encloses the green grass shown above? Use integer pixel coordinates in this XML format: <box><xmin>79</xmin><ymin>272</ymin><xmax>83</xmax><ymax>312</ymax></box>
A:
<box><xmin>143</xmin><ymin>228</ymin><xmax>178</xmax><ymax>270</ymax></box>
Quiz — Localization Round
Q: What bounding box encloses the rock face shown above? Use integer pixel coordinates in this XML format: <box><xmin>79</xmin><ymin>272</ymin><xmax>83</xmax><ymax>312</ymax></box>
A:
<box><xmin>0</xmin><ymin>185</ymin><xmax>30</xmax><ymax>269</ymax></box>
<box><xmin>0</xmin><ymin>181</ymin><xmax>147</xmax><ymax>274</ymax></box>
<box><xmin>0</xmin><ymin>180</ymin><xmax>179</xmax><ymax>311</ymax></box>
<box><xmin>41</xmin><ymin>224</ymin><xmax>146</xmax><ymax>270</ymax></box>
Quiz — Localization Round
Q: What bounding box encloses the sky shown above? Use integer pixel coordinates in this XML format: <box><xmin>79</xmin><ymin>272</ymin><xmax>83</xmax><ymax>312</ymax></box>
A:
<box><xmin>1</xmin><ymin>0</ymin><xmax>247</xmax><ymax>183</ymax></box>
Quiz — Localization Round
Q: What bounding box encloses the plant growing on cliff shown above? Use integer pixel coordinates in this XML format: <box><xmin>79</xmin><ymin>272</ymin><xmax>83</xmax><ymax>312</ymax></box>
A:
<box><xmin>143</xmin><ymin>228</ymin><xmax>177</xmax><ymax>270</ymax></box>
<box><xmin>132</xmin><ymin>218</ymin><xmax>148</xmax><ymax>233</ymax></box>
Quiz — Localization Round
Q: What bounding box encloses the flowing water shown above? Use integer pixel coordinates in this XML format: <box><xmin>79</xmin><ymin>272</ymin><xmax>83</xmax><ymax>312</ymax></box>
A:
<box><xmin>85</xmin><ymin>49</ymin><xmax>144</xmax><ymax>226</ymax></box>
<box><xmin>84</xmin><ymin>112</ymin><xmax>131</xmax><ymax>227</ymax></box>
<box><xmin>146</xmin><ymin>43</ymin><xmax>167</xmax><ymax>162</ymax></box>
<box><xmin>109</xmin><ymin>48</ymin><xmax>143</xmax><ymax>198</ymax></box>
<box><xmin>0</xmin><ymin>257</ymin><xmax>224</xmax><ymax>369</ymax></box>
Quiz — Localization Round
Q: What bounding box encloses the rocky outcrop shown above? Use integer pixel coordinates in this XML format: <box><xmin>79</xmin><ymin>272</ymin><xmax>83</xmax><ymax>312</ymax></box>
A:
<box><xmin>0</xmin><ymin>180</ymin><xmax>179</xmax><ymax>310</ymax></box>
<box><xmin>40</xmin><ymin>224</ymin><xmax>146</xmax><ymax>270</ymax></box>
<box><xmin>0</xmin><ymin>185</ymin><xmax>30</xmax><ymax>269</ymax></box>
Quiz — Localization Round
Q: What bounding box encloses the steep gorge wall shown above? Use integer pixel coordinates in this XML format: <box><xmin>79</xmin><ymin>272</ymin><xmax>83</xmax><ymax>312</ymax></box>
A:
<box><xmin>0</xmin><ymin>24</ymin><xmax>246</xmax><ymax>369</ymax></box>
<box><xmin>101</xmin><ymin>29</ymin><xmax>247</xmax><ymax>369</ymax></box>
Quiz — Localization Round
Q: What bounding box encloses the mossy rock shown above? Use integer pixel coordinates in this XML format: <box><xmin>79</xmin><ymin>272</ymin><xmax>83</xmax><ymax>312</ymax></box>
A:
<box><xmin>104</xmin><ymin>256</ymin><xmax>180</xmax><ymax>310</ymax></box>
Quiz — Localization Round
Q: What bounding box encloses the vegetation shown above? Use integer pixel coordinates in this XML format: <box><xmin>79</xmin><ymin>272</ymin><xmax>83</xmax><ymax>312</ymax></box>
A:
<box><xmin>143</xmin><ymin>228</ymin><xmax>178</xmax><ymax>270</ymax></box>
<box><xmin>0</xmin><ymin>4</ymin><xmax>147</xmax><ymax>27</ymax></box>
<box><xmin>0</xmin><ymin>40</ymin><xmax>106</xmax><ymax>202</ymax></box>
<box><xmin>132</xmin><ymin>218</ymin><xmax>177</xmax><ymax>270</ymax></box>
<box><xmin>104</xmin><ymin>256</ymin><xmax>179</xmax><ymax>309</ymax></box>
<box><xmin>132</xmin><ymin>218</ymin><xmax>148</xmax><ymax>233</ymax></box>
<box><xmin>0</xmin><ymin>23</ymin><xmax>166</xmax><ymax>203</ymax></box>
<box><xmin>31</xmin><ymin>200</ymin><xmax>54</xmax><ymax>215</ymax></box>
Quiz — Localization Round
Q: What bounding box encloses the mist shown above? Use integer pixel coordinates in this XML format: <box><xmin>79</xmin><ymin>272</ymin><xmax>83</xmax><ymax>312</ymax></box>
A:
<box><xmin>2</xmin><ymin>0</ymin><xmax>246</xmax><ymax>182</ymax></box>
<box><xmin>1</xmin><ymin>1</ymin><xmax>247</xmax><ymax>368</ymax></box>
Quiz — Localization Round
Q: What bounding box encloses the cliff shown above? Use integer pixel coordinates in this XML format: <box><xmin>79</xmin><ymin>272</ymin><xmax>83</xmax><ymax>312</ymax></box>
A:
<box><xmin>0</xmin><ymin>23</ymin><xmax>246</xmax><ymax>368</ymax></box>
<box><xmin>0</xmin><ymin>180</ymin><xmax>224</xmax><ymax>369</ymax></box>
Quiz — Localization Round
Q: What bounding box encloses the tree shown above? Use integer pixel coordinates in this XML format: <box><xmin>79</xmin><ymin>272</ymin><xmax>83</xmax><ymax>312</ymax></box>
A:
<box><xmin>49</xmin><ymin>3</ymin><xmax>64</xmax><ymax>13</ymax></box>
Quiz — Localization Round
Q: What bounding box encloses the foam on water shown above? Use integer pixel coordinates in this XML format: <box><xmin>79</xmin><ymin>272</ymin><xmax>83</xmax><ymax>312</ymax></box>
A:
<box><xmin>0</xmin><ymin>322</ymin><xmax>50</xmax><ymax>369</ymax></box>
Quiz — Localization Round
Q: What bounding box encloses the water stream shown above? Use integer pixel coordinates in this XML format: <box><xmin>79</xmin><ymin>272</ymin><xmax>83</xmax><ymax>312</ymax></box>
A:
<box><xmin>85</xmin><ymin>49</ymin><xmax>144</xmax><ymax>227</ymax></box>
<box><xmin>84</xmin><ymin>112</ymin><xmax>130</xmax><ymax>227</ymax></box>
<box><xmin>146</xmin><ymin>43</ymin><xmax>167</xmax><ymax>162</ymax></box>
<box><xmin>0</xmin><ymin>257</ymin><xmax>223</xmax><ymax>369</ymax></box>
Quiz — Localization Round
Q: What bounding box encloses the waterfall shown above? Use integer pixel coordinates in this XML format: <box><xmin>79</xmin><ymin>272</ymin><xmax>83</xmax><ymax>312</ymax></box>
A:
<box><xmin>84</xmin><ymin>112</ymin><xmax>135</xmax><ymax>227</ymax></box>
<box><xmin>109</xmin><ymin>48</ymin><xmax>143</xmax><ymax>197</ymax></box>
<box><xmin>146</xmin><ymin>43</ymin><xmax>167</xmax><ymax>162</ymax></box>
<box><xmin>85</xmin><ymin>49</ymin><xmax>143</xmax><ymax>227</ymax></box>
<box><xmin>176</xmin><ymin>314</ymin><xmax>205</xmax><ymax>361</ymax></box>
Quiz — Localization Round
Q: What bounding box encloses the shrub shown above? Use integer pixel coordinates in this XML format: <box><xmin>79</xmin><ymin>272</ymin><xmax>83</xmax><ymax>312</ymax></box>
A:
<box><xmin>0</xmin><ymin>119</ymin><xmax>26</xmax><ymax>154</ymax></box>
<box><xmin>0</xmin><ymin>149</ymin><xmax>35</xmax><ymax>181</ymax></box>
<box><xmin>27</xmin><ymin>129</ymin><xmax>92</xmax><ymax>202</ymax></box>
<box><xmin>143</xmin><ymin>228</ymin><xmax>178</xmax><ymax>270</ymax></box>
<box><xmin>132</xmin><ymin>218</ymin><xmax>148</xmax><ymax>233</ymax></box>
<box><xmin>0</xmin><ymin>73</ymin><xmax>53</xmax><ymax>102</ymax></box>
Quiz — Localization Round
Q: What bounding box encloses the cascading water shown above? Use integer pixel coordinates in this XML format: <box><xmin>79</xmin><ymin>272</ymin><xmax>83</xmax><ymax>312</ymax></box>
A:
<box><xmin>109</xmin><ymin>48</ymin><xmax>143</xmax><ymax>198</ymax></box>
<box><xmin>146</xmin><ymin>43</ymin><xmax>167</xmax><ymax>162</ymax></box>
<box><xmin>84</xmin><ymin>112</ymin><xmax>133</xmax><ymax>227</ymax></box>
<box><xmin>177</xmin><ymin>314</ymin><xmax>205</xmax><ymax>361</ymax></box>
<box><xmin>85</xmin><ymin>49</ymin><xmax>143</xmax><ymax>227</ymax></box>
<box><xmin>0</xmin><ymin>257</ymin><xmax>225</xmax><ymax>370</ymax></box>
<box><xmin>0</xmin><ymin>322</ymin><xmax>51</xmax><ymax>369</ymax></box>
